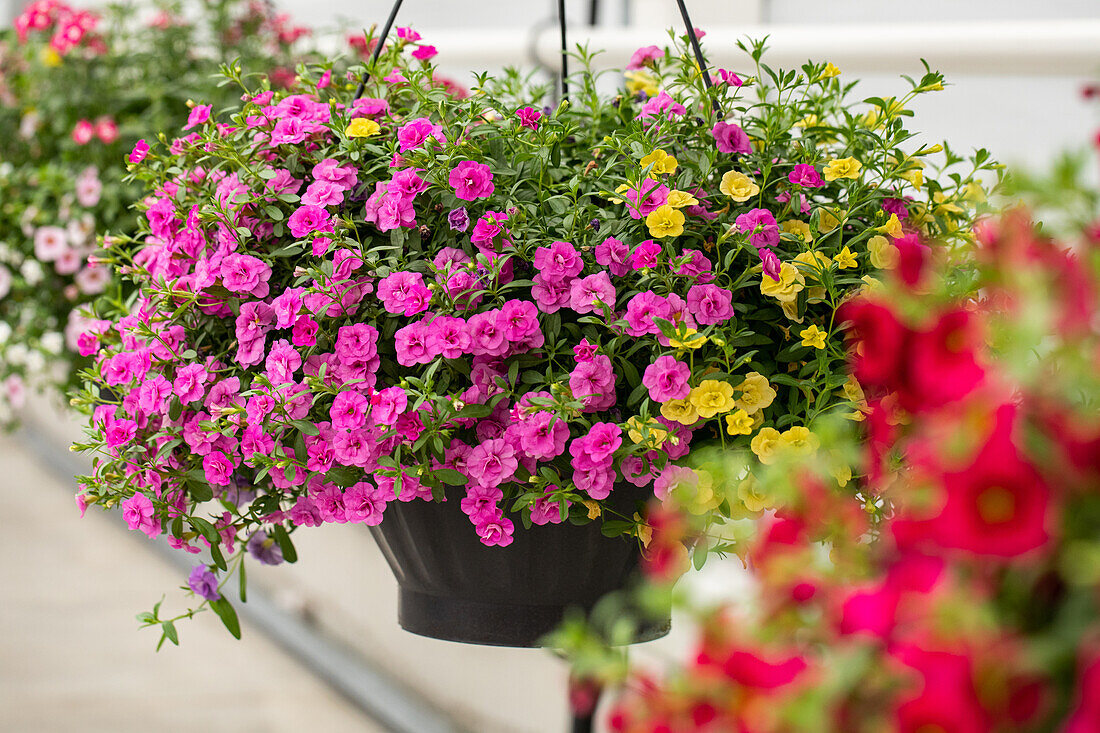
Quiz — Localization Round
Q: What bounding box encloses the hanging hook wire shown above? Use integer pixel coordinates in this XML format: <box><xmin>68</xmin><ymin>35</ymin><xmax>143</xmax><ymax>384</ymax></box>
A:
<box><xmin>557</xmin><ymin>0</ymin><xmax>569</xmax><ymax>101</ymax></box>
<box><xmin>353</xmin><ymin>0</ymin><xmax>406</xmax><ymax>101</ymax></box>
<box><xmin>673</xmin><ymin>0</ymin><xmax>720</xmax><ymax>113</ymax></box>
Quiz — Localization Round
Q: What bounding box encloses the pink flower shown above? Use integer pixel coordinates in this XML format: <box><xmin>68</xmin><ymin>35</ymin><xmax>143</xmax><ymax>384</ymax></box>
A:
<box><xmin>516</xmin><ymin>106</ymin><xmax>542</xmax><ymax>129</ymax></box>
<box><xmin>573</xmin><ymin>465</ymin><xmax>614</xmax><ymax>500</ymax></box>
<box><xmin>412</xmin><ymin>44</ymin><xmax>437</xmax><ymax>60</ymax></box>
<box><xmin>220</xmin><ymin>253</ymin><xmax>272</xmax><ymax>297</ymax></box>
<box><xmin>292</xmin><ymin>316</ymin><xmax>319</xmax><ymax>347</ymax></box>
<box><xmin>461</xmin><ymin>484</ymin><xmax>501</xmax><ymax>521</ymax></box>
<box><xmin>128</xmin><ymin>139</ymin><xmax>149</xmax><ymax>164</ymax></box>
<box><xmin>202</xmin><ymin>451</ymin><xmax>236</xmax><ymax>486</ymax></box>
<box><xmin>569</xmin><ymin>272</ymin><xmax>616</xmax><ymax>314</ymax></box>
<box><xmin>104</xmin><ymin>418</ymin><xmax>137</xmax><ymax>448</ymax></box>
<box><xmin>394</xmin><ymin>320</ymin><xmax>434</xmax><ymax>366</ymax></box>
<box><xmin>331</xmin><ymin>391</ymin><xmax>368</xmax><ymax>430</ymax></box>
<box><xmin>569</xmin><ymin>354</ymin><xmax>616</xmax><ymax>411</ymax></box>
<box><xmin>288</xmin><ymin>205</ymin><xmax>334</xmax><ymax>238</ymax></box>
<box><xmin>121</xmin><ymin>492</ymin><xmax>160</xmax><ymax>538</ymax></box>
<box><xmin>573</xmin><ymin>339</ymin><xmax>598</xmax><ymax>363</ymax></box>
<box><xmin>396</xmin><ymin>117</ymin><xmax>443</xmax><ymax>151</ymax></box>
<box><xmin>448</xmin><ymin>160</ymin><xmax>495</xmax><ymax>201</ymax></box>
<box><xmin>788</xmin><ymin>164</ymin><xmax>824</xmax><ymax>188</ymax></box>
<box><xmin>466</xmin><ymin>438</ymin><xmax>518</xmax><ymax>489</ymax></box>
<box><xmin>643</xmin><ymin>355</ymin><xmax>691</xmax><ymax>402</ymax></box>
<box><xmin>469</xmin><ymin>211</ymin><xmax>509</xmax><ymax>251</ymax></box>
<box><xmin>468</xmin><ymin>310</ymin><xmax>508</xmax><ymax>357</ymax></box>
<box><xmin>624</xmin><ymin>291</ymin><xmax>671</xmax><ymax>337</ymax></box>
<box><xmin>760</xmin><ymin>248</ymin><xmax>781</xmax><ymax>282</ymax></box>
<box><xmin>184</xmin><ymin>104</ymin><xmax>212</xmax><ymax>130</ymax></box>
<box><xmin>518</xmin><ymin>410</ymin><xmax>569</xmax><ymax>460</ymax></box>
<box><xmin>426</xmin><ymin>316</ymin><xmax>471</xmax><ymax>359</ymax></box>
<box><xmin>373</xmin><ymin>386</ymin><xmax>408</xmax><ymax>426</ymax></box>
<box><xmin>533</xmin><ymin>240</ymin><xmax>583</xmax><ymax>283</ymax></box>
<box><xmin>637</xmin><ymin>91</ymin><xmax>686</xmax><ymax>124</ymax></box>
<box><xmin>529</xmin><ymin>488</ymin><xmax>570</xmax><ymax>525</ymax></box>
<box><xmin>621</xmin><ymin>179</ymin><xmax>669</xmax><ymax>219</ymax></box>
<box><xmin>595</xmin><ymin>237</ymin><xmax>631</xmax><ymax>276</ymax></box>
<box><xmin>578</xmin><ymin>422</ymin><xmax>622</xmax><ymax>464</ymax></box>
<box><xmin>344</xmin><ymin>481</ymin><xmax>387</xmax><ymax>525</ymax></box>
<box><xmin>351</xmin><ymin>97</ymin><xmax>389</xmax><ymax>118</ymax></box>
<box><xmin>499</xmin><ymin>299</ymin><xmax>542</xmax><ymax>346</ymax></box>
<box><xmin>630</xmin><ymin>239</ymin><xmax>662</xmax><ymax>270</ymax></box>
<box><xmin>72</xmin><ymin>119</ymin><xmax>94</xmax><ymax>145</ymax></box>
<box><xmin>735</xmin><ymin>208</ymin><xmax>780</xmax><ymax>248</ymax></box>
<box><xmin>531</xmin><ymin>274</ymin><xmax>573</xmax><ymax>314</ymax></box>
<box><xmin>476</xmin><ymin>512</ymin><xmax>515</xmax><ymax>547</ymax></box>
<box><xmin>33</xmin><ymin>226</ymin><xmax>68</xmax><ymax>262</ymax></box>
<box><xmin>686</xmin><ymin>284</ymin><xmax>734</xmax><ymax>325</ymax></box>
<box><xmin>94</xmin><ymin>117</ymin><xmax>118</xmax><ymax>144</ymax></box>
<box><xmin>173</xmin><ymin>363</ymin><xmax>209</xmax><ymax>402</ymax></box>
<box><xmin>265</xmin><ymin>339</ymin><xmax>302</xmax><ymax>384</ymax></box>
<box><xmin>301</xmin><ymin>179</ymin><xmax>345</xmax><ymax>207</ymax></box>
<box><xmin>377</xmin><ymin>271</ymin><xmax>432</xmax><ymax>316</ymax></box>
<box><xmin>316</xmin><ymin>69</ymin><xmax>332</xmax><ymax>89</ymax></box>
<box><xmin>388</xmin><ymin>168</ymin><xmax>429</xmax><ymax>198</ymax></box>
<box><xmin>627</xmin><ymin>44</ymin><xmax>662</xmax><ymax>70</ymax></box>
<box><xmin>312</xmin><ymin>158</ymin><xmax>358</xmax><ymax>190</ymax></box>
<box><xmin>712</xmin><ymin>121</ymin><xmax>752</xmax><ymax>155</ymax></box>
<box><xmin>673</xmin><ymin>249</ymin><xmax>713</xmax><ymax>282</ymax></box>
<box><xmin>396</xmin><ymin>26</ymin><xmax>421</xmax><ymax>41</ymax></box>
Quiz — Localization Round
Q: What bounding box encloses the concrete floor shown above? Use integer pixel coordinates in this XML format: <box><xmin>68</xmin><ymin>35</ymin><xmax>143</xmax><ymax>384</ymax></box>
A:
<box><xmin>0</xmin><ymin>432</ymin><xmax>382</xmax><ymax>733</ymax></box>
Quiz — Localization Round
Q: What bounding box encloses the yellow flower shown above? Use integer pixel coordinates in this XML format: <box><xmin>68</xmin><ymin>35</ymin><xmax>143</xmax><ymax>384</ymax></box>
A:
<box><xmin>780</xmin><ymin>299</ymin><xmax>804</xmax><ymax>323</ymax></box>
<box><xmin>793</xmin><ymin>250</ymin><xmax>830</xmax><ymax>280</ymax></box>
<box><xmin>867</xmin><ymin>235</ymin><xmax>899</xmax><ymax>269</ymax></box>
<box><xmin>719</xmin><ymin>171</ymin><xmax>760</xmax><ymax>202</ymax></box>
<box><xmin>608</xmin><ymin>183</ymin><xmax>631</xmax><ymax>204</ymax></box>
<box><xmin>346</xmin><ymin>118</ymin><xmax>381</xmax><ymax>138</ymax></box>
<box><xmin>760</xmin><ymin>262</ymin><xmax>805</xmax><ymax>303</ymax></box>
<box><xmin>668</xmin><ymin>328</ymin><xmax>707</xmax><ymax>350</ymax></box>
<box><xmin>780</xmin><ymin>220</ymin><xmax>812</xmax><ymax>242</ymax></box>
<box><xmin>645</xmin><ymin>205</ymin><xmax>685</xmax><ymax>238</ymax></box>
<box><xmin>964</xmin><ymin>181</ymin><xmax>987</xmax><ymax>203</ymax></box>
<box><xmin>737</xmin><ymin>477</ymin><xmax>773</xmax><ymax>512</ymax></box>
<box><xmin>666</xmin><ymin>190</ymin><xmax>699</xmax><ymax>208</ymax></box>
<box><xmin>734</xmin><ymin>372</ymin><xmax>776</xmax><ymax>415</ymax></box>
<box><xmin>625</xmin><ymin>70</ymin><xmax>659</xmax><ymax>97</ymax></box>
<box><xmin>625</xmin><ymin>416</ymin><xmax>667</xmax><ymax>447</ymax></box>
<box><xmin>824</xmin><ymin>157</ymin><xmax>862</xmax><ymax>181</ymax></box>
<box><xmin>878</xmin><ymin>213</ymin><xmax>904</xmax><ymax>238</ymax></box>
<box><xmin>634</xmin><ymin>512</ymin><xmax>653</xmax><ymax>547</ymax></box>
<box><xmin>820</xmin><ymin>62</ymin><xmax>841</xmax><ymax>79</ymax></box>
<box><xmin>780</xmin><ymin>426</ymin><xmax>820</xmax><ymax>453</ymax></box>
<box><xmin>581</xmin><ymin>499</ymin><xmax>602</xmax><ymax>519</ymax></box>
<box><xmin>833</xmin><ymin>245</ymin><xmax>858</xmax><ymax>269</ymax></box>
<box><xmin>861</xmin><ymin>275</ymin><xmax>885</xmax><ymax>294</ymax></box>
<box><xmin>862</xmin><ymin>108</ymin><xmax>884</xmax><ymax>130</ymax></box>
<box><xmin>796</xmin><ymin>113</ymin><xmax>819</xmax><ymax>129</ymax></box>
<box><xmin>843</xmin><ymin>375</ymin><xmax>866</xmax><ymax>404</ymax></box>
<box><xmin>799</xmin><ymin>325</ymin><xmax>828</xmax><ymax>349</ymax></box>
<box><xmin>750</xmin><ymin>427</ymin><xmax>782</xmax><ymax>465</ymax></box>
<box><xmin>899</xmin><ymin>166</ymin><xmax>924</xmax><ymax>190</ymax></box>
<box><xmin>817</xmin><ymin>209</ymin><xmax>843</xmax><ymax>233</ymax></box>
<box><xmin>689</xmin><ymin>380</ymin><xmax>736</xmax><ymax>419</ymax></box>
<box><xmin>932</xmin><ymin>191</ymin><xmax>965</xmax><ymax>216</ymax></box>
<box><xmin>41</xmin><ymin>47</ymin><xmax>62</xmax><ymax>67</ymax></box>
<box><xmin>725</xmin><ymin>409</ymin><xmax>754</xmax><ymax>436</ymax></box>
<box><xmin>661</xmin><ymin>399</ymin><xmax>699</xmax><ymax>425</ymax></box>
<box><xmin>830</xmin><ymin>457</ymin><xmax>853</xmax><ymax>488</ymax></box>
<box><xmin>640</xmin><ymin>149</ymin><xmax>678</xmax><ymax>176</ymax></box>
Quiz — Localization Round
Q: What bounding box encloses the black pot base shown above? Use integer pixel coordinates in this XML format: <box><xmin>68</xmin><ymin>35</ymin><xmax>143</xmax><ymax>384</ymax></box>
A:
<box><xmin>397</xmin><ymin>587</ymin><xmax>670</xmax><ymax>647</ymax></box>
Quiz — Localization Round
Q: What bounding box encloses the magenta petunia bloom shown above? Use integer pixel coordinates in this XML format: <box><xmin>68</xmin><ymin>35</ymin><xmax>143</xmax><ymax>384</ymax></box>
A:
<box><xmin>183</xmin><ymin>104</ymin><xmax>212</xmax><ymax>130</ymax></box>
<box><xmin>643</xmin><ymin>355</ymin><xmax>691</xmax><ymax>402</ymax></box>
<box><xmin>288</xmin><ymin>204</ymin><xmax>334</xmax><ymax>238</ymax></box>
<box><xmin>630</xmin><ymin>239</ymin><xmax>662</xmax><ymax>270</ymax></box>
<box><xmin>517</xmin><ymin>411</ymin><xmax>569</xmax><ymax>460</ymax></box>
<box><xmin>711</xmin><ymin>121</ymin><xmax>752</xmax><ymax>155</ymax></box>
<box><xmin>578</xmin><ymin>422</ymin><xmax>623</xmax><ymax>464</ymax></box>
<box><xmin>128</xmin><ymin>139</ymin><xmax>149</xmax><ymax>164</ymax></box>
<box><xmin>569</xmin><ymin>272</ymin><xmax>616</xmax><ymax>315</ymax></box>
<box><xmin>788</xmin><ymin>163</ymin><xmax>825</xmax><ymax>188</ymax></box>
<box><xmin>595</xmin><ymin>237</ymin><xmax>631</xmax><ymax>276</ymax></box>
<box><xmin>529</xmin><ymin>487</ymin><xmax>570</xmax><ymax>525</ymax></box>
<box><xmin>516</xmin><ymin>106</ymin><xmax>542</xmax><ymax>130</ymax></box>
<box><xmin>686</xmin><ymin>284</ymin><xmax>735</xmax><ymax>325</ymax></box>
<box><xmin>220</xmin><ymin>253</ymin><xmax>272</xmax><ymax>297</ymax></box>
<box><xmin>466</xmin><ymin>438</ymin><xmax>518</xmax><ymax>489</ymax></box>
<box><xmin>735</xmin><ymin>208</ymin><xmax>780</xmax><ymax>249</ymax></box>
<box><xmin>411</xmin><ymin>44</ymin><xmax>437</xmax><ymax>61</ymax></box>
<box><xmin>760</xmin><ymin>248</ymin><xmax>782</xmax><ymax>282</ymax></box>
<box><xmin>476</xmin><ymin>513</ymin><xmax>514</xmax><ymax>547</ymax></box>
<box><xmin>202</xmin><ymin>451</ymin><xmax>236</xmax><ymax>487</ymax></box>
<box><xmin>448</xmin><ymin>160</ymin><xmax>495</xmax><ymax>201</ymax></box>
<box><xmin>533</xmin><ymin>240</ymin><xmax>583</xmax><ymax>283</ymax></box>
<box><xmin>301</xmin><ymin>179</ymin><xmax>345</xmax><ymax>207</ymax></box>
<box><xmin>373</xmin><ymin>386</ymin><xmax>408</xmax><ymax>426</ymax></box>
<box><xmin>377</xmin><ymin>271</ymin><xmax>432</xmax><ymax>316</ymax></box>
<box><xmin>624</xmin><ymin>291</ymin><xmax>671</xmax><ymax>337</ymax></box>
<box><xmin>396</xmin><ymin>117</ymin><xmax>443</xmax><ymax>151</ymax></box>
<box><xmin>343</xmin><ymin>481</ymin><xmax>388</xmax><ymax>525</ymax></box>
<box><xmin>121</xmin><ymin>492</ymin><xmax>159</xmax><ymax>539</ymax></box>
<box><xmin>627</xmin><ymin>44</ymin><xmax>662</xmax><ymax>70</ymax></box>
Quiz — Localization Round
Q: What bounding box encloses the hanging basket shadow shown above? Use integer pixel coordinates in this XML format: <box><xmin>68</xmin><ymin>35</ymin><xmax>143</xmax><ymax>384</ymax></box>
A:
<box><xmin>369</xmin><ymin>486</ymin><xmax>670</xmax><ymax>647</ymax></box>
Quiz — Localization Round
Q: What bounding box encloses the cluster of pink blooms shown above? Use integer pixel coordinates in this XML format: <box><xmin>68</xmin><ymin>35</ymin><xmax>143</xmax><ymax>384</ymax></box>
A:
<box><xmin>71</xmin><ymin>116</ymin><xmax>117</xmax><ymax>146</ymax></box>
<box><xmin>15</xmin><ymin>0</ymin><xmax>104</xmax><ymax>55</ymax></box>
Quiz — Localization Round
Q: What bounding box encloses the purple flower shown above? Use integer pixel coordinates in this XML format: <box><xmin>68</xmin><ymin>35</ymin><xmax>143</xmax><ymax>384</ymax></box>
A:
<box><xmin>448</xmin><ymin>207</ymin><xmax>470</xmax><ymax>232</ymax></box>
<box><xmin>247</xmin><ymin>530</ymin><xmax>285</xmax><ymax>566</ymax></box>
<box><xmin>711</xmin><ymin>121</ymin><xmax>752</xmax><ymax>155</ymax></box>
<box><xmin>516</xmin><ymin>106</ymin><xmax>542</xmax><ymax>130</ymax></box>
<box><xmin>735</xmin><ymin>208</ymin><xmax>780</xmax><ymax>249</ymax></box>
<box><xmin>188</xmin><ymin>565</ymin><xmax>220</xmax><ymax>601</ymax></box>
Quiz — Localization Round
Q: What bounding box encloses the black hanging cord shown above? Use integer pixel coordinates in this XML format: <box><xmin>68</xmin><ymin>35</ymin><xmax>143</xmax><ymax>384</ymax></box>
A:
<box><xmin>587</xmin><ymin>0</ymin><xmax>599</xmax><ymax>26</ymax></box>
<box><xmin>674</xmin><ymin>0</ymin><xmax>719</xmax><ymax>112</ymax></box>
<box><xmin>353</xmin><ymin>0</ymin><xmax>406</xmax><ymax>101</ymax></box>
<box><xmin>557</xmin><ymin>0</ymin><xmax>569</xmax><ymax>100</ymax></box>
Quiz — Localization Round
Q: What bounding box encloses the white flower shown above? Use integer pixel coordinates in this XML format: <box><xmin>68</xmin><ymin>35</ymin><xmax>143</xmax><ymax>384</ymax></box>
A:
<box><xmin>25</xmin><ymin>350</ymin><xmax>46</xmax><ymax>373</ymax></box>
<box><xmin>67</xmin><ymin>216</ymin><xmax>95</xmax><ymax>246</ymax></box>
<box><xmin>41</xmin><ymin>331</ymin><xmax>64</xmax><ymax>355</ymax></box>
<box><xmin>21</xmin><ymin>260</ymin><xmax>44</xmax><ymax>285</ymax></box>
<box><xmin>0</xmin><ymin>265</ymin><xmax>10</xmax><ymax>300</ymax></box>
<box><xmin>7</xmin><ymin>343</ymin><xmax>27</xmax><ymax>366</ymax></box>
<box><xmin>34</xmin><ymin>226</ymin><xmax>69</xmax><ymax>262</ymax></box>
<box><xmin>19</xmin><ymin>111</ymin><xmax>39</xmax><ymax>139</ymax></box>
<box><xmin>0</xmin><ymin>322</ymin><xmax>11</xmax><ymax>343</ymax></box>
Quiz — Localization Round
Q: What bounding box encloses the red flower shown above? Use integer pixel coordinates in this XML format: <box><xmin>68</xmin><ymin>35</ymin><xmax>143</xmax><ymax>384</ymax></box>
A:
<box><xmin>892</xmin><ymin>645</ymin><xmax>992</xmax><ymax>733</ymax></box>
<box><xmin>838</xmin><ymin>297</ymin><xmax>909</xmax><ymax>391</ymax></box>
<box><xmin>900</xmin><ymin>308</ymin><xmax>986</xmax><ymax>412</ymax></box>
<box><xmin>893</xmin><ymin>230</ymin><xmax>932</xmax><ymax>288</ymax></box>
<box><xmin>696</xmin><ymin>641</ymin><xmax>808</xmax><ymax>690</ymax></box>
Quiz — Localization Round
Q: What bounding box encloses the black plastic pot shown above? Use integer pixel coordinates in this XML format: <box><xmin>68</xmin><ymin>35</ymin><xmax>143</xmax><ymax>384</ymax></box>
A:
<box><xmin>368</xmin><ymin>487</ymin><xmax>670</xmax><ymax>647</ymax></box>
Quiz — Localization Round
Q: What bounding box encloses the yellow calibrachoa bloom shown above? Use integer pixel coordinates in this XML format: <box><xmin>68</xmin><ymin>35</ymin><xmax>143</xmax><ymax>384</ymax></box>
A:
<box><xmin>820</xmin><ymin>62</ymin><xmax>841</xmax><ymax>79</ymax></box>
<box><xmin>660</xmin><ymin>398</ymin><xmax>699</xmax><ymax>425</ymax></box>
<box><xmin>833</xmin><ymin>245</ymin><xmax>858</xmax><ymax>269</ymax></box>
<box><xmin>830</xmin><ymin>457</ymin><xmax>853</xmax><ymax>488</ymax></box>
<box><xmin>625</xmin><ymin>70</ymin><xmax>659</xmax><ymax>97</ymax></box>
<box><xmin>719</xmin><ymin>171</ymin><xmax>760</xmax><ymax>202</ymax></box>
<box><xmin>780</xmin><ymin>220</ymin><xmax>812</xmax><ymax>242</ymax></box>
<box><xmin>824</xmin><ymin>157</ymin><xmax>862</xmax><ymax>181</ymax></box>
<box><xmin>861</xmin><ymin>275</ymin><xmax>885</xmax><ymax>294</ymax></box>
<box><xmin>793</xmin><ymin>250</ymin><xmax>830</xmax><ymax>279</ymax></box>
<box><xmin>724</xmin><ymin>409</ymin><xmax>754</xmax><ymax>436</ymax></box>
<box><xmin>625</xmin><ymin>416</ymin><xmax>667</xmax><ymax>447</ymax></box>
<box><xmin>346</xmin><ymin>118</ymin><xmax>381</xmax><ymax>137</ymax></box>
<box><xmin>750</xmin><ymin>427</ymin><xmax>782</xmax><ymax>465</ymax></box>
<box><xmin>640</xmin><ymin>149</ymin><xmax>678</xmax><ymax>176</ymax></box>
<box><xmin>817</xmin><ymin>209</ymin><xmax>843</xmax><ymax>233</ymax></box>
<box><xmin>799</xmin><ymin>324</ymin><xmax>828</xmax><ymax>350</ymax></box>
<box><xmin>737</xmin><ymin>477</ymin><xmax>773</xmax><ymax>513</ymax></box>
<box><xmin>867</xmin><ymin>235</ymin><xmax>899</xmax><ymax>269</ymax></box>
<box><xmin>645</xmin><ymin>205</ymin><xmax>685</xmax><ymax>238</ymax></box>
<box><xmin>41</xmin><ymin>47</ymin><xmax>62</xmax><ymax>67</ymax></box>
<box><xmin>734</xmin><ymin>372</ymin><xmax>777</xmax><ymax>415</ymax></box>
<box><xmin>666</xmin><ymin>190</ymin><xmax>699</xmax><ymax>208</ymax></box>
<box><xmin>760</xmin><ymin>262</ymin><xmax>805</xmax><ymax>302</ymax></box>
<box><xmin>668</xmin><ymin>328</ymin><xmax>707</xmax><ymax>350</ymax></box>
<box><xmin>780</xmin><ymin>426</ymin><xmax>820</xmax><ymax>453</ymax></box>
<box><xmin>689</xmin><ymin>380</ymin><xmax>736</xmax><ymax>418</ymax></box>
<box><xmin>878</xmin><ymin>213</ymin><xmax>904</xmax><ymax>238</ymax></box>
<box><xmin>899</xmin><ymin>165</ymin><xmax>924</xmax><ymax>190</ymax></box>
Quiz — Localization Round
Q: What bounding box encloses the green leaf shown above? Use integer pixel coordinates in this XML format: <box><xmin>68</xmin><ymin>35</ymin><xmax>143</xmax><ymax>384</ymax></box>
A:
<box><xmin>190</xmin><ymin>517</ymin><xmax>219</xmax><ymax>545</ymax></box>
<box><xmin>209</xmin><ymin>597</ymin><xmax>241</xmax><ymax>639</ymax></box>
<box><xmin>289</xmin><ymin>419</ymin><xmax>320</xmax><ymax>436</ymax></box>
<box><xmin>161</xmin><ymin>620</ymin><xmax>179</xmax><ymax>646</ymax></box>
<box><xmin>209</xmin><ymin>541</ymin><xmax>228</xmax><ymax>571</ymax></box>
<box><xmin>239</xmin><ymin>560</ymin><xmax>247</xmax><ymax>603</ymax></box>
<box><xmin>271</xmin><ymin>524</ymin><xmax>298</xmax><ymax>564</ymax></box>
<box><xmin>434</xmin><ymin>468</ymin><xmax>468</xmax><ymax>486</ymax></box>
